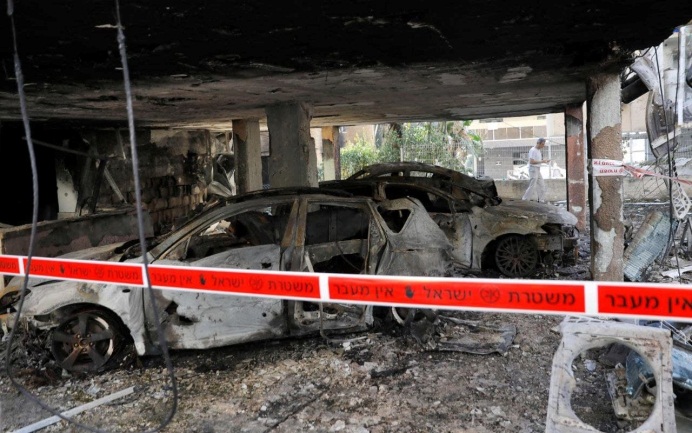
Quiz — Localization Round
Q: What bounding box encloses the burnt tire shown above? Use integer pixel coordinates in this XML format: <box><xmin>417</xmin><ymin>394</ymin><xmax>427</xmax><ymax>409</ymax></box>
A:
<box><xmin>494</xmin><ymin>235</ymin><xmax>538</xmax><ymax>278</ymax></box>
<box><xmin>50</xmin><ymin>308</ymin><xmax>128</xmax><ymax>374</ymax></box>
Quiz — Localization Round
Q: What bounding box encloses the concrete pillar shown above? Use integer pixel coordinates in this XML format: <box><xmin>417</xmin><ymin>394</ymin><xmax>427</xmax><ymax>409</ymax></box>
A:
<box><xmin>335</xmin><ymin>128</ymin><xmax>342</xmax><ymax>179</ymax></box>
<box><xmin>587</xmin><ymin>74</ymin><xmax>624</xmax><ymax>281</ymax></box>
<box><xmin>266</xmin><ymin>102</ymin><xmax>317</xmax><ymax>188</ymax></box>
<box><xmin>564</xmin><ymin>103</ymin><xmax>587</xmax><ymax>232</ymax></box>
<box><xmin>232</xmin><ymin>119</ymin><xmax>262</xmax><ymax>194</ymax></box>
<box><xmin>321</xmin><ymin>126</ymin><xmax>339</xmax><ymax>181</ymax></box>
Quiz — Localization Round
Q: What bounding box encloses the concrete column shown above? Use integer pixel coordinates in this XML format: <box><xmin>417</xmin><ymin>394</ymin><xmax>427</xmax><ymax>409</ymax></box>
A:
<box><xmin>564</xmin><ymin>103</ymin><xmax>587</xmax><ymax>232</ymax></box>
<box><xmin>266</xmin><ymin>102</ymin><xmax>317</xmax><ymax>188</ymax></box>
<box><xmin>335</xmin><ymin>128</ymin><xmax>342</xmax><ymax>179</ymax></box>
<box><xmin>232</xmin><ymin>119</ymin><xmax>263</xmax><ymax>193</ymax></box>
<box><xmin>587</xmin><ymin>74</ymin><xmax>624</xmax><ymax>281</ymax></box>
<box><xmin>321</xmin><ymin>126</ymin><xmax>338</xmax><ymax>181</ymax></box>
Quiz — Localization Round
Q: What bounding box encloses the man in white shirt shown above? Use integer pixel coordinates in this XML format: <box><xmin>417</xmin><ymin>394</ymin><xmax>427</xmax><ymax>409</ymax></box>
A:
<box><xmin>521</xmin><ymin>137</ymin><xmax>550</xmax><ymax>202</ymax></box>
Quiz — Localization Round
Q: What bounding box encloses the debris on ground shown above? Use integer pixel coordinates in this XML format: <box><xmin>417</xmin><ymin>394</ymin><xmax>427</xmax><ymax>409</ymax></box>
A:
<box><xmin>1</xmin><ymin>200</ymin><xmax>692</xmax><ymax>432</ymax></box>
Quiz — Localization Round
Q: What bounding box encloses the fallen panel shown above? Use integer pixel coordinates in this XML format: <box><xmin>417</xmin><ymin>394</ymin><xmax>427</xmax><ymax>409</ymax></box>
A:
<box><xmin>624</xmin><ymin>210</ymin><xmax>671</xmax><ymax>282</ymax></box>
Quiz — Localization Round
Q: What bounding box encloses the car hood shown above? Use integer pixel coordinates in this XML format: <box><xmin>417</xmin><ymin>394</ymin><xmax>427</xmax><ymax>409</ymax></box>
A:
<box><xmin>484</xmin><ymin>199</ymin><xmax>578</xmax><ymax>226</ymax></box>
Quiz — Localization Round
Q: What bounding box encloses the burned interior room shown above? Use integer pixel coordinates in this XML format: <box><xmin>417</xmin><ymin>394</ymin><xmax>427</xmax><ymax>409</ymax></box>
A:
<box><xmin>1</xmin><ymin>2</ymin><xmax>692</xmax><ymax>432</ymax></box>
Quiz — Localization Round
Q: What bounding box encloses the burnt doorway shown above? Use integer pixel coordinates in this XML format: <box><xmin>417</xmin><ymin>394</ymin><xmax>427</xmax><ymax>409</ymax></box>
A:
<box><xmin>0</xmin><ymin>123</ymin><xmax>59</xmax><ymax>225</ymax></box>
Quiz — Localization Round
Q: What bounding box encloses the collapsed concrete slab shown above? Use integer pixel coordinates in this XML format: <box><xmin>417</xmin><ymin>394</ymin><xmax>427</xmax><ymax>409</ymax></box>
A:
<box><xmin>546</xmin><ymin>318</ymin><xmax>676</xmax><ymax>433</ymax></box>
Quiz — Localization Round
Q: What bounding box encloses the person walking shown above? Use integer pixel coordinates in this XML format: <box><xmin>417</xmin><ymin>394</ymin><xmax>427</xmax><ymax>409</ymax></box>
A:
<box><xmin>522</xmin><ymin>137</ymin><xmax>550</xmax><ymax>202</ymax></box>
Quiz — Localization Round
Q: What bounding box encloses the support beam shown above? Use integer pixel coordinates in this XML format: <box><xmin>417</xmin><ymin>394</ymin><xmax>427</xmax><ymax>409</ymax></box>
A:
<box><xmin>321</xmin><ymin>126</ymin><xmax>340</xmax><ymax>181</ymax></box>
<box><xmin>564</xmin><ymin>103</ymin><xmax>587</xmax><ymax>232</ymax></box>
<box><xmin>587</xmin><ymin>74</ymin><xmax>624</xmax><ymax>281</ymax></box>
<box><xmin>232</xmin><ymin>119</ymin><xmax>263</xmax><ymax>194</ymax></box>
<box><xmin>266</xmin><ymin>102</ymin><xmax>317</xmax><ymax>188</ymax></box>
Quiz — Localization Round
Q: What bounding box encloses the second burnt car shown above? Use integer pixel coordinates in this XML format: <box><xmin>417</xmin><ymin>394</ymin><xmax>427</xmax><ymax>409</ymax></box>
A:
<box><xmin>3</xmin><ymin>188</ymin><xmax>460</xmax><ymax>373</ymax></box>
<box><xmin>321</xmin><ymin>162</ymin><xmax>579</xmax><ymax>278</ymax></box>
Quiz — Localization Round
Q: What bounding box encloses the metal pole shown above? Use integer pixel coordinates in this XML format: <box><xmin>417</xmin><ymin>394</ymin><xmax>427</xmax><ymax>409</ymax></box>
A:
<box><xmin>677</xmin><ymin>25</ymin><xmax>687</xmax><ymax>126</ymax></box>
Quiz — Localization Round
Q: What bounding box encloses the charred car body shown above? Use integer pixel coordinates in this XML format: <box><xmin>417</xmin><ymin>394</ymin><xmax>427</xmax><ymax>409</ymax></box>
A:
<box><xmin>322</xmin><ymin>162</ymin><xmax>579</xmax><ymax>277</ymax></box>
<box><xmin>3</xmin><ymin>189</ymin><xmax>460</xmax><ymax>373</ymax></box>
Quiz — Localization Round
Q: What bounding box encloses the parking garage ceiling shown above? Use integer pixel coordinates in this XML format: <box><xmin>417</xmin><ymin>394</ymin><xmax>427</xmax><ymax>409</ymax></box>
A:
<box><xmin>0</xmin><ymin>1</ymin><xmax>691</xmax><ymax>129</ymax></box>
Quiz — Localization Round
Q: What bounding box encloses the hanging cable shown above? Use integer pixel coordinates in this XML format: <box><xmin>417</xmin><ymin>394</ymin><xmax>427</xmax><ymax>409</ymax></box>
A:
<box><xmin>3</xmin><ymin>0</ymin><xmax>104</xmax><ymax>431</ymax></box>
<box><xmin>653</xmin><ymin>45</ymin><xmax>684</xmax><ymax>279</ymax></box>
<box><xmin>3</xmin><ymin>0</ymin><xmax>178</xmax><ymax>431</ymax></box>
<box><xmin>113</xmin><ymin>0</ymin><xmax>179</xmax><ymax>428</ymax></box>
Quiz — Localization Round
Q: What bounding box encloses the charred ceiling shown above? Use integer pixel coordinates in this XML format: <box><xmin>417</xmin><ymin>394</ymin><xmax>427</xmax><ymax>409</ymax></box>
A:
<box><xmin>1</xmin><ymin>1</ymin><xmax>691</xmax><ymax>129</ymax></box>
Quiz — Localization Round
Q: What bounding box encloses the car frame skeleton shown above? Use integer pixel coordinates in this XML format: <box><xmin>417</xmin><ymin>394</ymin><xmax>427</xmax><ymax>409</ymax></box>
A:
<box><xmin>3</xmin><ymin>189</ymin><xmax>461</xmax><ymax>373</ymax></box>
<box><xmin>322</xmin><ymin>162</ymin><xmax>579</xmax><ymax>277</ymax></box>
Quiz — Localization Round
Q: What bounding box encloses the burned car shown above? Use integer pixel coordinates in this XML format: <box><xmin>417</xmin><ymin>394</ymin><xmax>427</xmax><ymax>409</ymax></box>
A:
<box><xmin>322</xmin><ymin>162</ymin><xmax>579</xmax><ymax>277</ymax></box>
<box><xmin>3</xmin><ymin>188</ymin><xmax>459</xmax><ymax>373</ymax></box>
<box><xmin>346</xmin><ymin>161</ymin><xmax>501</xmax><ymax>203</ymax></box>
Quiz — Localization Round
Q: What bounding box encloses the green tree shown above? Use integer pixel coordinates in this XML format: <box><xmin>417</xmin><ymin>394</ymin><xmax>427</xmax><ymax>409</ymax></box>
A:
<box><xmin>381</xmin><ymin>121</ymin><xmax>483</xmax><ymax>175</ymax></box>
<box><xmin>339</xmin><ymin>121</ymin><xmax>484</xmax><ymax>178</ymax></box>
<box><xmin>340</xmin><ymin>134</ymin><xmax>380</xmax><ymax>178</ymax></box>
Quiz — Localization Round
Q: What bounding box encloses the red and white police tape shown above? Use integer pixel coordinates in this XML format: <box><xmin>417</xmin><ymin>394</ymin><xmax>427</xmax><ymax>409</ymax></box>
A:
<box><xmin>1</xmin><ymin>254</ymin><xmax>691</xmax><ymax>322</ymax></box>
<box><xmin>592</xmin><ymin>158</ymin><xmax>692</xmax><ymax>186</ymax></box>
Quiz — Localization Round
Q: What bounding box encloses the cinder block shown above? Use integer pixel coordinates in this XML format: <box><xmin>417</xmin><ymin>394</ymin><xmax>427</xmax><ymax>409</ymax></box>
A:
<box><xmin>545</xmin><ymin>318</ymin><xmax>676</xmax><ymax>433</ymax></box>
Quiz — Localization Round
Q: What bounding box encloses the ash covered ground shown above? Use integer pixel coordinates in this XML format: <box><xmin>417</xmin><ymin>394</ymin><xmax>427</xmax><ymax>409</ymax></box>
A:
<box><xmin>1</xmin><ymin>202</ymin><xmax>691</xmax><ymax>433</ymax></box>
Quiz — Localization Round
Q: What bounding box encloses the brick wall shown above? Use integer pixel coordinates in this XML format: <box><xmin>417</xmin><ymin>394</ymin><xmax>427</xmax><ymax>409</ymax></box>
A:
<box><xmin>81</xmin><ymin>129</ymin><xmax>228</xmax><ymax>234</ymax></box>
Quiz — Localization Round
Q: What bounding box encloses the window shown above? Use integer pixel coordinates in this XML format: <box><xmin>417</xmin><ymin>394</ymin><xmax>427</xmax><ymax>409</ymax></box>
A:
<box><xmin>512</xmin><ymin>151</ymin><xmax>526</xmax><ymax>165</ymax></box>
<box><xmin>506</xmin><ymin>128</ymin><xmax>520</xmax><ymax>139</ymax></box>
<box><xmin>376</xmin><ymin>206</ymin><xmax>412</xmax><ymax>233</ymax></box>
<box><xmin>163</xmin><ymin>202</ymin><xmax>292</xmax><ymax>261</ymax></box>
<box><xmin>305</xmin><ymin>204</ymin><xmax>370</xmax><ymax>245</ymax></box>
<box><xmin>304</xmin><ymin>203</ymin><xmax>371</xmax><ymax>274</ymax></box>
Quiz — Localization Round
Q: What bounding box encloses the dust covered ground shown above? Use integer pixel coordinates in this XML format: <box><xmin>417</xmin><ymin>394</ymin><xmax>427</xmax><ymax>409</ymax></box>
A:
<box><xmin>0</xmin><ymin>312</ymin><xmax>568</xmax><ymax>433</ymax></box>
<box><xmin>1</xmin><ymin>203</ymin><xmax>691</xmax><ymax>433</ymax></box>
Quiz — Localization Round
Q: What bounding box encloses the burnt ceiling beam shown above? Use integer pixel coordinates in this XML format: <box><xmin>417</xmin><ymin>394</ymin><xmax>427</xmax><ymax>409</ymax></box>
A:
<box><xmin>0</xmin><ymin>2</ymin><xmax>691</xmax><ymax>128</ymax></box>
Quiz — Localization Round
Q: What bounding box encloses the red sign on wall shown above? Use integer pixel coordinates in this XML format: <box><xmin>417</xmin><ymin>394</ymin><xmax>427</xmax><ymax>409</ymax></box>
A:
<box><xmin>329</xmin><ymin>276</ymin><xmax>586</xmax><ymax>313</ymax></box>
<box><xmin>148</xmin><ymin>266</ymin><xmax>321</xmax><ymax>299</ymax></box>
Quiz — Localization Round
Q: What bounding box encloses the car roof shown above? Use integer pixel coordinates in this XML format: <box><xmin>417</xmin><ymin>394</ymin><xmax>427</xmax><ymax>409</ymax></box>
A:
<box><xmin>347</xmin><ymin>161</ymin><xmax>463</xmax><ymax>180</ymax></box>
<box><xmin>223</xmin><ymin>186</ymin><xmax>352</xmax><ymax>203</ymax></box>
<box><xmin>320</xmin><ymin>177</ymin><xmax>493</xmax><ymax>212</ymax></box>
<box><xmin>346</xmin><ymin>161</ymin><xmax>499</xmax><ymax>199</ymax></box>
<box><xmin>172</xmin><ymin>187</ymin><xmax>355</xmax><ymax>229</ymax></box>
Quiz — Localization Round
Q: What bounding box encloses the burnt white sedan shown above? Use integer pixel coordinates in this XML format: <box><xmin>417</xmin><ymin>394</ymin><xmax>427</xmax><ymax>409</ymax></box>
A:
<box><xmin>322</xmin><ymin>162</ymin><xmax>579</xmax><ymax>278</ymax></box>
<box><xmin>4</xmin><ymin>189</ymin><xmax>458</xmax><ymax>373</ymax></box>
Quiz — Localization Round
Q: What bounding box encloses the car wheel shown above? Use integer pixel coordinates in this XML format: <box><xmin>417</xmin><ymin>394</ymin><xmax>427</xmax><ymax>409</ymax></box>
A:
<box><xmin>494</xmin><ymin>235</ymin><xmax>538</xmax><ymax>278</ymax></box>
<box><xmin>50</xmin><ymin>308</ymin><xmax>126</xmax><ymax>373</ymax></box>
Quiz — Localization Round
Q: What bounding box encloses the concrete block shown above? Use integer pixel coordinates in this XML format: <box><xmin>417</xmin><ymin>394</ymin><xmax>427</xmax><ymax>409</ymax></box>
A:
<box><xmin>545</xmin><ymin>318</ymin><xmax>676</xmax><ymax>433</ymax></box>
<box><xmin>153</xmin><ymin>198</ymin><xmax>169</xmax><ymax>211</ymax></box>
